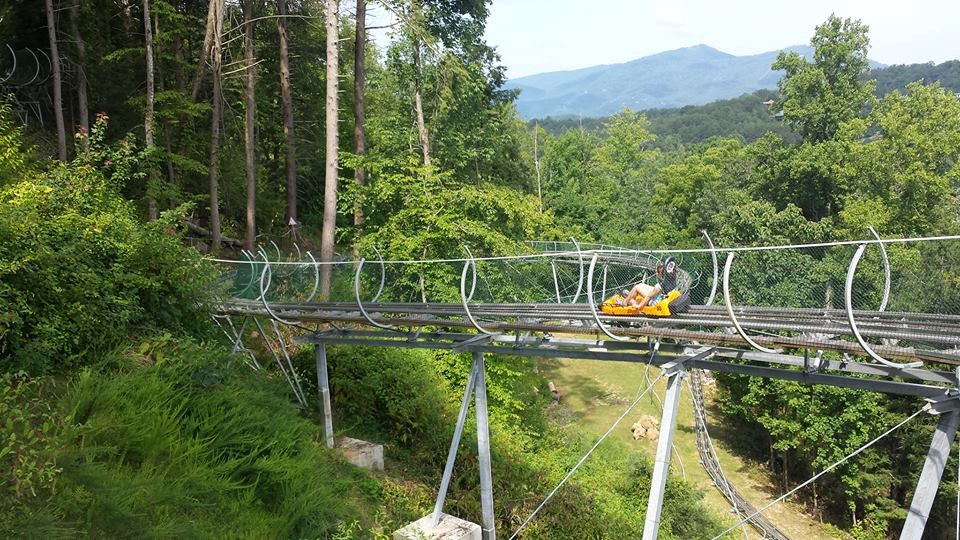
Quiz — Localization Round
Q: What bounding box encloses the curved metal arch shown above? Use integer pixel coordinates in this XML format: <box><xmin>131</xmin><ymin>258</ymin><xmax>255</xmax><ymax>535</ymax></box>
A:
<box><xmin>355</xmin><ymin>255</ymin><xmax>395</xmax><ymax>330</ymax></box>
<box><xmin>0</xmin><ymin>45</ymin><xmax>16</xmax><ymax>84</ymax></box>
<box><xmin>270</xmin><ymin>240</ymin><xmax>282</xmax><ymax>261</ymax></box>
<box><xmin>722</xmin><ymin>252</ymin><xmax>782</xmax><ymax>354</ymax></box>
<box><xmin>34</xmin><ymin>49</ymin><xmax>52</xmax><ymax>85</ymax></box>
<box><xmin>702</xmin><ymin>230</ymin><xmax>719</xmax><ymax>306</ymax></box>
<box><xmin>550</xmin><ymin>260</ymin><xmax>561</xmax><ymax>303</ymax></box>
<box><xmin>868</xmin><ymin>226</ymin><xmax>891</xmax><ymax>312</ymax></box>
<box><xmin>460</xmin><ymin>246</ymin><xmax>496</xmax><ymax>335</ymax></box>
<box><xmin>845</xmin><ymin>243</ymin><xmax>922</xmax><ymax>369</ymax></box>
<box><xmin>24</xmin><ymin>48</ymin><xmax>40</xmax><ymax>86</ymax></box>
<box><xmin>257</xmin><ymin>250</ymin><xmax>296</xmax><ymax>325</ymax></box>
<box><xmin>292</xmin><ymin>242</ymin><xmax>302</xmax><ymax>260</ymax></box>
<box><xmin>586</xmin><ymin>252</ymin><xmax>630</xmax><ymax>342</ymax></box>
<box><xmin>302</xmin><ymin>251</ymin><xmax>321</xmax><ymax>303</ymax></box>
<box><xmin>233</xmin><ymin>249</ymin><xmax>258</xmax><ymax>298</ymax></box>
<box><xmin>255</xmin><ymin>248</ymin><xmax>272</xmax><ymax>300</ymax></box>
<box><xmin>370</xmin><ymin>246</ymin><xmax>387</xmax><ymax>302</ymax></box>
<box><xmin>569</xmin><ymin>237</ymin><xmax>585</xmax><ymax>304</ymax></box>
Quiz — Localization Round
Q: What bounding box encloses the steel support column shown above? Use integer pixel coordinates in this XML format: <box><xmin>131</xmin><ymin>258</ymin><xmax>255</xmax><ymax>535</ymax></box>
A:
<box><xmin>431</xmin><ymin>355</ymin><xmax>479</xmax><ymax>526</ymax></box>
<box><xmin>315</xmin><ymin>343</ymin><xmax>335</xmax><ymax>448</ymax></box>
<box><xmin>642</xmin><ymin>366</ymin><xmax>686</xmax><ymax>540</ymax></box>
<box><xmin>475</xmin><ymin>352</ymin><xmax>496</xmax><ymax>539</ymax></box>
<box><xmin>900</xmin><ymin>408</ymin><xmax>960</xmax><ymax>539</ymax></box>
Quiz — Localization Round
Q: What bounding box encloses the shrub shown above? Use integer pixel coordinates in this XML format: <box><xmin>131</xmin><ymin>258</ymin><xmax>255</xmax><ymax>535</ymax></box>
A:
<box><xmin>4</xmin><ymin>340</ymin><xmax>375</xmax><ymax>538</ymax></box>
<box><xmin>0</xmin><ymin>162</ymin><xmax>213</xmax><ymax>374</ymax></box>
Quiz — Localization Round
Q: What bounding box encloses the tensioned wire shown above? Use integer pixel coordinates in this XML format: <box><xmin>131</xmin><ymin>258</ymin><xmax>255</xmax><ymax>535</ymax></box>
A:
<box><xmin>709</xmin><ymin>404</ymin><xmax>931</xmax><ymax>540</ymax></box>
<box><xmin>507</xmin><ymin>371</ymin><xmax>666</xmax><ymax>540</ymax></box>
<box><xmin>204</xmin><ymin>234</ymin><xmax>960</xmax><ymax>266</ymax></box>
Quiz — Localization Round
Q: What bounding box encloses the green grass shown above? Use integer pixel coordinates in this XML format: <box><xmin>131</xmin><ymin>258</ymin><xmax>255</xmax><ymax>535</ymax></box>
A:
<box><xmin>538</xmin><ymin>357</ymin><xmax>850</xmax><ymax>539</ymax></box>
<box><xmin>1</xmin><ymin>339</ymin><xmax>381</xmax><ymax>539</ymax></box>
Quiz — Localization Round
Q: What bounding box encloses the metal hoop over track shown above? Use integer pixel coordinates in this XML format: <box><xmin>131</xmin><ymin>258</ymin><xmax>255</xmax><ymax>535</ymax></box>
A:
<box><xmin>460</xmin><ymin>246</ymin><xmax>497</xmax><ymax>336</ymax></box>
<box><xmin>0</xmin><ymin>45</ymin><xmax>15</xmax><ymax>84</ymax></box>
<box><xmin>586</xmin><ymin>252</ymin><xmax>630</xmax><ymax>342</ymax></box>
<box><xmin>845</xmin><ymin>241</ymin><xmax>923</xmax><ymax>369</ymax></box>
<box><xmin>257</xmin><ymin>249</ymin><xmax>296</xmax><ymax>325</ymax></box>
<box><xmin>460</xmin><ymin>246</ymin><xmax>496</xmax><ymax>335</ymax></box>
<box><xmin>303</xmin><ymin>251</ymin><xmax>321</xmax><ymax>303</ymax></box>
<box><xmin>723</xmin><ymin>252</ymin><xmax>782</xmax><ymax>354</ymax></box>
<box><xmin>702</xmin><ymin>230</ymin><xmax>719</xmax><ymax>306</ymax></box>
<box><xmin>570</xmin><ymin>237</ymin><xmax>585</xmax><ymax>304</ymax></box>
<box><xmin>355</xmin><ymin>246</ymin><xmax>394</xmax><ymax>330</ymax></box>
<box><xmin>868</xmin><ymin>226</ymin><xmax>891</xmax><ymax>312</ymax></box>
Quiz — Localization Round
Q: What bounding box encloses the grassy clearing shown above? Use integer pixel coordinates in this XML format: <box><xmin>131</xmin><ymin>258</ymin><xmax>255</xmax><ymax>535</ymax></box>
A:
<box><xmin>537</xmin><ymin>356</ymin><xmax>849</xmax><ymax>539</ymax></box>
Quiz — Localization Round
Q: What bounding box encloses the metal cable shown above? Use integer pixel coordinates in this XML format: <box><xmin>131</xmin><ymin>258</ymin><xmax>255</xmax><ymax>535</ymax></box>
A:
<box><xmin>709</xmin><ymin>405</ymin><xmax>929</xmax><ymax>540</ymax></box>
<box><xmin>204</xmin><ymin>235</ymin><xmax>960</xmax><ymax>266</ymax></box>
<box><xmin>508</xmin><ymin>372</ymin><xmax>666</xmax><ymax>540</ymax></box>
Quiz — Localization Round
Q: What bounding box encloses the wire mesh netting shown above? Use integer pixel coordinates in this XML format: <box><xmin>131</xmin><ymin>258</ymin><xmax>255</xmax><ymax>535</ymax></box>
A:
<box><xmin>211</xmin><ymin>235</ymin><xmax>960</xmax><ymax>367</ymax></box>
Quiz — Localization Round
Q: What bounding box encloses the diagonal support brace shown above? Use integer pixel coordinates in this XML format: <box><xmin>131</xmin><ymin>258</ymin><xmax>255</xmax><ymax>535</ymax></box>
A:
<box><xmin>643</xmin><ymin>347</ymin><xmax>714</xmax><ymax>540</ymax></box>
<box><xmin>430</xmin><ymin>352</ymin><xmax>497</xmax><ymax>539</ymax></box>
<box><xmin>900</xmin><ymin>399</ymin><xmax>960</xmax><ymax>539</ymax></box>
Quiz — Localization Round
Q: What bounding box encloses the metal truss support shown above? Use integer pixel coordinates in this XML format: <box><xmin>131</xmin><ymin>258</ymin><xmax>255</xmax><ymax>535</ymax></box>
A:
<box><xmin>475</xmin><ymin>352</ymin><xmax>496</xmax><ymax>540</ymax></box>
<box><xmin>430</xmin><ymin>351</ymin><xmax>496</xmax><ymax>539</ymax></box>
<box><xmin>315</xmin><ymin>343</ymin><xmax>335</xmax><ymax>448</ymax></box>
<box><xmin>642</xmin><ymin>361</ymin><xmax>687</xmax><ymax>540</ymax></box>
<box><xmin>900</xmin><ymin>404</ymin><xmax>960</xmax><ymax>539</ymax></box>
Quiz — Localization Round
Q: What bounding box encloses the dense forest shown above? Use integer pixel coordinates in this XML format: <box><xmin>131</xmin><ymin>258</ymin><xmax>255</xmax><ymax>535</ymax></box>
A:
<box><xmin>1</xmin><ymin>1</ymin><xmax>959</xmax><ymax>538</ymax></box>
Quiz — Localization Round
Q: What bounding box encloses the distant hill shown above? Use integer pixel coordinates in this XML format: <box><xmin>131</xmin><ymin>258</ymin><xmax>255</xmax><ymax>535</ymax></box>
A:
<box><xmin>871</xmin><ymin>60</ymin><xmax>960</xmax><ymax>95</ymax></box>
<box><xmin>507</xmin><ymin>44</ymin><xmax>885</xmax><ymax>119</ymax></box>
<box><xmin>531</xmin><ymin>60</ymin><xmax>960</xmax><ymax>147</ymax></box>
<box><xmin>535</xmin><ymin>90</ymin><xmax>796</xmax><ymax>147</ymax></box>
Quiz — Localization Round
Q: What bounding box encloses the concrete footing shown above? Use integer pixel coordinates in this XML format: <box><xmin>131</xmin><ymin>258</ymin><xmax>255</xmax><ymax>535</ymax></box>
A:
<box><xmin>393</xmin><ymin>513</ymin><xmax>481</xmax><ymax>540</ymax></box>
<box><xmin>336</xmin><ymin>436</ymin><xmax>384</xmax><ymax>471</ymax></box>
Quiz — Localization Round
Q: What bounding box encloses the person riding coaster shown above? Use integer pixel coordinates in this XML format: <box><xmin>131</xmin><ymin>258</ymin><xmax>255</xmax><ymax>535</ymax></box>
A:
<box><xmin>600</xmin><ymin>256</ymin><xmax>691</xmax><ymax>317</ymax></box>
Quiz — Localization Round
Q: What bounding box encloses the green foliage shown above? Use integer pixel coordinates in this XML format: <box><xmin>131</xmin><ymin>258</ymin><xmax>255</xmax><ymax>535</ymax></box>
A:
<box><xmin>0</xmin><ymin>153</ymin><xmax>214</xmax><ymax>375</ymax></box>
<box><xmin>871</xmin><ymin>60</ymin><xmax>960</xmax><ymax>97</ymax></box>
<box><xmin>774</xmin><ymin>15</ymin><xmax>876</xmax><ymax>143</ymax></box>
<box><xmin>0</xmin><ymin>372</ymin><xmax>61</xmax><ymax>499</ymax></box>
<box><xmin>0</xmin><ymin>340</ymin><xmax>375</xmax><ymax>538</ymax></box>
<box><xmin>854</xmin><ymin>82</ymin><xmax>960</xmax><ymax>235</ymax></box>
<box><xmin>0</xmin><ymin>103</ymin><xmax>37</xmax><ymax>187</ymax></box>
<box><xmin>645</xmin><ymin>90</ymin><xmax>796</xmax><ymax>146</ymax></box>
<box><xmin>324</xmin><ymin>346</ymin><xmax>453</xmax><ymax>454</ymax></box>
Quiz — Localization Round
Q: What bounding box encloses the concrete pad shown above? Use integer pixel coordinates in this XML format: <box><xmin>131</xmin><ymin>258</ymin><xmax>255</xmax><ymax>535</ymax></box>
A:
<box><xmin>336</xmin><ymin>436</ymin><xmax>384</xmax><ymax>471</ymax></box>
<box><xmin>393</xmin><ymin>513</ymin><xmax>481</xmax><ymax>540</ymax></box>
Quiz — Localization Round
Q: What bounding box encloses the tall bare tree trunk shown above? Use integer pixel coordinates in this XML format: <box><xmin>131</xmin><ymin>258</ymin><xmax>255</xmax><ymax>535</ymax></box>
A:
<box><xmin>45</xmin><ymin>0</ymin><xmax>67</xmax><ymax>161</ymax></box>
<box><xmin>411</xmin><ymin>40</ymin><xmax>430</xmax><ymax>167</ymax></box>
<box><xmin>192</xmin><ymin>0</ymin><xmax>217</xmax><ymax>100</ymax></box>
<box><xmin>243</xmin><ymin>0</ymin><xmax>258</xmax><ymax>251</ymax></box>
<box><xmin>533</xmin><ymin>122</ymin><xmax>542</xmax><ymax>213</ymax></box>
<box><xmin>68</xmin><ymin>1</ymin><xmax>88</xmax><ymax>146</ymax></box>
<box><xmin>207</xmin><ymin>0</ymin><xmax>224</xmax><ymax>251</ymax></box>
<box><xmin>155</xmin><ymin>11</ymin><xmax>176</xmax><ymax>189</ymax></box>
<box><xmin>352</xmin><ymin>0</ymin><xmax>366</xmax><ymax>258</ymax></box>
<box><xmin>143</xmin><ymin>0</ymin><xmax>158</xmax><ymax>220</ymax></box>
<box><xmin>319</xmin><ymin>0</ymin><xmax>339</xmax><ymax>297</ymax></box>
<box><xmin>277</xmin><ymin>0</ymin><xmax>297</xmax><ymax>226</ymax></box>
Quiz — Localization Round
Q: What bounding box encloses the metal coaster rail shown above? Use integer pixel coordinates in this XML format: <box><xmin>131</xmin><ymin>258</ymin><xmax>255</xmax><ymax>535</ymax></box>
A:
<box><xmin>209</xmin><ymin>232</ymin><xmax>960</xmax><ymax>540</ymax></box>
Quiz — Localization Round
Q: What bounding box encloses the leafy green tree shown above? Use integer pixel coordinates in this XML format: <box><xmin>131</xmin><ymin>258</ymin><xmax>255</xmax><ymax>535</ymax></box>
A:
<box><xmin>774</xmin><ymin>15</ymin><xmax>876</xmax><ymax>143</ymax></box>
<box><xmin>850</xmin><ymin>82</ymin><xmax>960</xmax><ymax>235</ymax></box>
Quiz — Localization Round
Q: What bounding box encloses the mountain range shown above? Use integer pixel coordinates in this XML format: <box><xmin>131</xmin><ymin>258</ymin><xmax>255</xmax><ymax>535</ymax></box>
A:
<box><xmin>505</xmin><ymin>44</ymin><xmax>884</xmax><ymax>119</ymax></box>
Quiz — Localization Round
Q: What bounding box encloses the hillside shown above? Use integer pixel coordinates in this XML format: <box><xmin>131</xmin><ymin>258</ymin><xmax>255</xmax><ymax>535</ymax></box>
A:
<box><xmin>507</xmin><ymin>44</ymin><xmax>812</xmax><ymax>119</ymax></box>
<box><xmin>536</xmin><ymin>90</ymin><xmax>795</xmax><ymax>146</ymax></box>
<box><xmin>506</xmin><ymin>44</ymin><xmax>886</xmax><ymax>119</ymax></box>
<box><xmin>532</xmin><ymin>61</ymin><xmax>960</xmax><ymax>145</ymax></box>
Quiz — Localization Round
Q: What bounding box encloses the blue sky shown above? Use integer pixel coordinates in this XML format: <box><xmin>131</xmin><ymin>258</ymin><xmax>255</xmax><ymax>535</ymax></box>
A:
<box><xmin>480</xmin><ymin>0</ymin><xmax>960</xmax><ymax>78</ymax></box>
